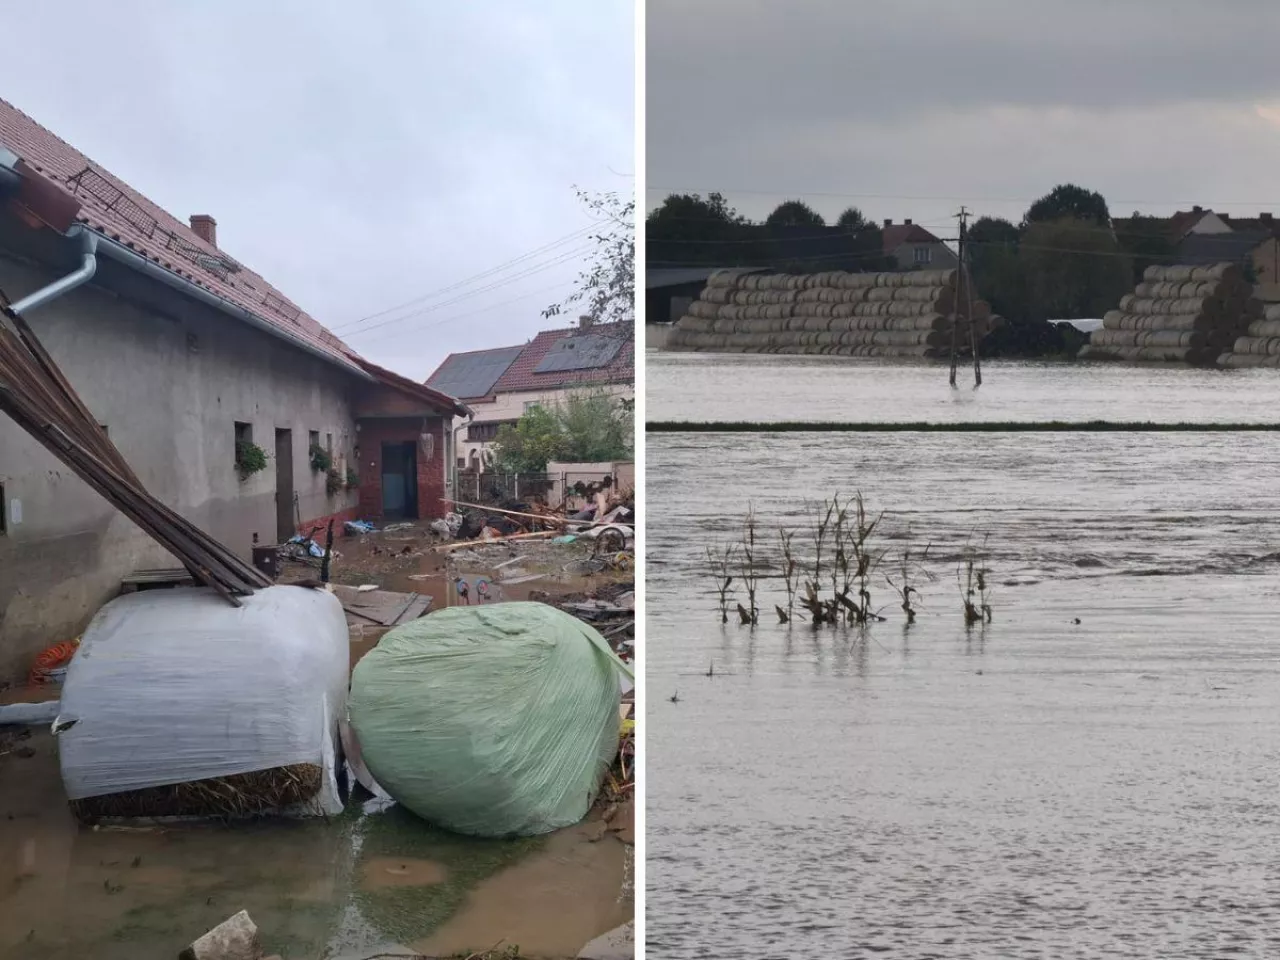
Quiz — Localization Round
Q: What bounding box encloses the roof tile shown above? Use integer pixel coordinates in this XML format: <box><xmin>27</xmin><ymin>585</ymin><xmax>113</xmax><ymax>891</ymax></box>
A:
<box><xmin>0</xmin><ymin>96</ymin><xmax>360</xmax><ymax>372</ymax></box>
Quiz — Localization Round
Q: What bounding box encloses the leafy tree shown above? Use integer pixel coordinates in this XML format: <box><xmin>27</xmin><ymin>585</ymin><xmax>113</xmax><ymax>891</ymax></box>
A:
<box><xmin>1018</xmin><ymin>218</ymin><xmax>1131</xmax><ymax>321</ymax></box>
<box><xmin>765</xmin><ymin>200</ymin><xmax>825</xmax><ymax>228</ymax></box>
<box><xmin>647</xmin><ymin>192</ymin><xmax>746</xmax><ymax>233</ymax></box>
<box><xmin>490</xmin><ymin>391</ymin><xmax>633</xmax><ymax>473</ymax></box>
<box><xmin>489</xmin><ymin>405</ymin><xmax>567</xmax><ymax>474</ymax></box>
<box><xmin>836</xmin><ymin>206</ymin><xmax>869</xmax><ymax>231</ymax></box>
<box><xmin>544</xmin><ymin>188</ymin><xmax>634</xmax><ymax>331</ymax></box>
<box><xmin>1023</xmin><ymin>183</ymin><xmax>1111</xmax><ymax>228</ymax></box>
<box><xmin>966</xmin><ymin>216</ymin><xmax>1025</xmax><ymax>319</ymax></box>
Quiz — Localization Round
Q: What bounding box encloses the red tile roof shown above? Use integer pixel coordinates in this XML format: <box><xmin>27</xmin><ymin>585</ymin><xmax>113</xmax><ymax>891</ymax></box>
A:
<box><xmin>0</xmin><ymin>96</ymin><xmax>360</xmax><ymax>373</ymax></box>
<box><xmin>881</xmin><ymin>222</ymin><xmax>944</xmax><ymax>253</ymax></box>
<box><xmin>352</xmin><ymin>356</ymin><xmax>470</xmax><ymax>417</ymax></box>
<box><xmin>441</xmin><ymin>323</ymin><xmax>634</xmax><ymax>399</ymax></box>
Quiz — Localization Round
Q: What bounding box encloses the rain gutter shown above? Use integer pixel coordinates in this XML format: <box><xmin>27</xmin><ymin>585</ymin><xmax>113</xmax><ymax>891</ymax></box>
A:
<box><xmin>8</xmin><ymin>224</ymin><xmax>374</xmax><ymax>382</ymax></box>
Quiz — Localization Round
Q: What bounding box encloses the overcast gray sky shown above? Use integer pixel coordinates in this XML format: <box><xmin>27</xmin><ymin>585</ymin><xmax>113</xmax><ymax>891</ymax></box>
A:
<box><xmin>4</xmin><ymin>0</ymin><xmax>633</xmax><ymax>379</ymax></box>
<box><xmin>647</xmin><ymin>0</ymin><xmax>1280</xmax><ymax>242</ymax></box>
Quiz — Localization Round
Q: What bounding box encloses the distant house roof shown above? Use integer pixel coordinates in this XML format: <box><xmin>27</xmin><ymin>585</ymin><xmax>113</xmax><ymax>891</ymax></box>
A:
<box><xmin>424</xmin><ymin>345</ymin><xmax>524</xmax><ymax>401</ymax></box>
<box><xmin>881</xmin><ymin>221</ymin><xmax>945</xmax><ymax>253</ymax></box>
<box><xmin>646</xmin><ymin>266</ymin><xmax>765</xmax><ymax>289</ymax></box>
<box><xmin>0</xmin><ymin>96</ymin><xmax>361</xmax><ymax>375</ymax></box>
<box><xmin>1176</xmin><ymin>229</ymin><xmax>1270</xmax><ymax>265</ymax></box>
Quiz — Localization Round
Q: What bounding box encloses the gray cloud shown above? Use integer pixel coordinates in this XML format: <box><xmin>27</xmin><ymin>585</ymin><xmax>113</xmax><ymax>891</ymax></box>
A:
<box><xmin>647</xmin><ymin>0</ymin><xmax>1280</xmax><ymax>231</ymax></box>
<box><xmin>5</xmin><ymin>0</ymin><xmax>633</xmax><ymax>378</ymax></box>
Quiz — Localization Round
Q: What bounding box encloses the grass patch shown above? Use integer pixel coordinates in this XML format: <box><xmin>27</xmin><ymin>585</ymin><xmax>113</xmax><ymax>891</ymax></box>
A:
<box><xmin>647</xmin><ymin>420</ymin><xmax>1280</xmax><ymax>433</ymax></box>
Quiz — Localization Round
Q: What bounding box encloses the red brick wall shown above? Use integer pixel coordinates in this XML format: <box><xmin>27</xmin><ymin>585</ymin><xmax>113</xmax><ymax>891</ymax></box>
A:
<box><xmin>296</xmin><ymin>505</ymin><xmax>361</xmax><ymax>537</ymax></box>
<box><xmin>354</xmin><ymin>417</ymin><xmax>449</xmax><ymax>521</ymax></box>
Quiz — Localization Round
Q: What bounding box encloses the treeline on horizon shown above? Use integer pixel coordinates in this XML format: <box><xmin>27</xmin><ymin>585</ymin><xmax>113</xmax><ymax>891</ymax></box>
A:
<box><xmin>647</xmin><ymin>185</ymin><xmax>1233</xmax><ymax>323</ymax></box>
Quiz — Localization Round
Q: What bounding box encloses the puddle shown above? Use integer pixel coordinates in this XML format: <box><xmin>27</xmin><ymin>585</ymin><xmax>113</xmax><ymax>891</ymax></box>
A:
<box><xmin>0</xmin><ymin>641</ymin><xmax>632</xmax><ymax>958</ymax></box>
<box><xmin>413</xmin><ymin>820</ymin><xmax>631</xmax><ymax>958</ymax></box>
<box><xmin>358</xmin><ymin>856</ymin><xmax>448</xmax><ymax>890</ymax></box>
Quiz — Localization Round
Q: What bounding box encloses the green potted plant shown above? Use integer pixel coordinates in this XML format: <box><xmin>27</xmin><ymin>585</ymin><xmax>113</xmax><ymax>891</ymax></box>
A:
<box><xmin>235</xmin><ymin>440</ymin><xmax>268</xmax><ymax>481</ymax></box>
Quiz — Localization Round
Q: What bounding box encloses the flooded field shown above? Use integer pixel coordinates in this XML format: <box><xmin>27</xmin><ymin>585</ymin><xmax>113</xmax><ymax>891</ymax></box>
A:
<box><xmin>646</xmin><ymin>430</ymin><xmax>1280</xmax><ymax>958</ymax></box>
<box><xmin>0</xmin><ymin>523</ymin><xmax>633</xmax><ymax>960</ymax></box>
<box><xmin>645</xmin><ymin>351</ymin><xmax>1280</xmax><ymax>423</ymax></box>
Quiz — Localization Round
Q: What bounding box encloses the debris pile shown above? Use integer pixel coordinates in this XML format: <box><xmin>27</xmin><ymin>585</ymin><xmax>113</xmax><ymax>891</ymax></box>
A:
<box><xmin>1079</xmin><ymin>262</ymin><xmax>1257</xmax><ymax>365</ymax></box>
<box><xmin>666</xmin><ymin>268</ymin><xmax>999</xmax><ymax>358</ymax></box>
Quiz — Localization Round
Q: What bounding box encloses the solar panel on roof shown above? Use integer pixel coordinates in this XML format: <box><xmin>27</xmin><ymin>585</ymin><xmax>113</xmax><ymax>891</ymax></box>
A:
<box><xmin>428</xmin><ymin>346</ymin><xmax>524</xmax><ymax>399</ymax></box>
<box><xmin>533</xmin><ymin>334</ymin><xmax>623</xmax><ymax>374</ymax></box>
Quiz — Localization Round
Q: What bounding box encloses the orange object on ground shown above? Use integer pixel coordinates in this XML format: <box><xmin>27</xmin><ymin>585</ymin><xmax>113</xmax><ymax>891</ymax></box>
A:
<box><xmin>28</xmin><ymin>638</ymin><xmax>79</xmax><ymax>686</ymax></box>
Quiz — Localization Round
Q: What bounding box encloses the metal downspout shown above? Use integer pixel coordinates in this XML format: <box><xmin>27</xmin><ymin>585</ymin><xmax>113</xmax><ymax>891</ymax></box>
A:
<box><xmin>7</xmin><ymin>230</ymin><xmax>99</xmax><ymax>315</ymax></box>
<box><xmin>451</xmin><ymin>417</ymin><xmax>472</xmax><ymax>501</ymax></box>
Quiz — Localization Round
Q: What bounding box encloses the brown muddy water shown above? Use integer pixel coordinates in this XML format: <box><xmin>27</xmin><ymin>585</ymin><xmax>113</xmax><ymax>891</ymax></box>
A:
<box><xmin>0</xmin><ymin>529</ymin><xmax>632</xmax><ymax>960</ymax></box>
<box><xmin>646</xmin><ymin>351</ymin><xmax>1280</xmax><ymax>423</ymax></box>
<box><xmin>647</xmin><ymin>430</ymin><xmax>1280</xmax><ymax>958</ymax></box>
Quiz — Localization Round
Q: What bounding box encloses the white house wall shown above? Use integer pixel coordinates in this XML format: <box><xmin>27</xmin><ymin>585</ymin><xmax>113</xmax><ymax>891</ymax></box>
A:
<box><xmin>0</xmin><ymin>249</ymin><xmax>359</xmax><ymax>677</ymax></box>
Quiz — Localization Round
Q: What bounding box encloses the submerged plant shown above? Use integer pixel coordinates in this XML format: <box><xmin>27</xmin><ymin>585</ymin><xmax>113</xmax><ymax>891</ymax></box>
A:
<box><xmin>777</xmin><ymin>527</ymin><xmax>799</xmax><ymax>623</ymax></box>
<box><xmin>738</xmin><ymin>506</ymin><xmax>761</xmax><ymax>625</ymax></box>
<box><xmin>959</xmin><ymin>534</ymin><xmax>994</xmax><ymax>626</ymax></box>
<box><xmin>706</xmin><ymin>543</ymin><xmax>738</xmax><ymax>624</ymax></box>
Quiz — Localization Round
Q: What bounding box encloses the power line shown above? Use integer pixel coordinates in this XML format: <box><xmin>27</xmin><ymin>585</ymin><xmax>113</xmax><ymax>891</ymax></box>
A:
<box><xmin>340</xmin><ymin>244</ymin><xmax>593</xmax><ymax>340</ymax></box>
<box><xmin>349</xmin><ymin>280</ymin><xmax>576</xmax><ymax>350</ymax></box>
<box><xmin>330</xmin><ymin>222</ymin><xmax>602</xmax><ymax>334</ymax></box>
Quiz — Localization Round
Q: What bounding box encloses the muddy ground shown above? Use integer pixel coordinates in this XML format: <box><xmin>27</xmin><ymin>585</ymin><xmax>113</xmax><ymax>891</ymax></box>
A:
<box><xmin>0</xmin><ymin>521</ymin><xmax>635</xmax><ymax>960</ymax></box>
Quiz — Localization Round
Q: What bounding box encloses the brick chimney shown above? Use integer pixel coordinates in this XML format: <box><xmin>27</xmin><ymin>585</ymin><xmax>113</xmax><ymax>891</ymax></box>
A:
<box><xmin>1262</xmin><ymin>212</ymin><xmax>1274</xmax><ymax>223</ymax></box>
<box><xmin>189</xmin><ymin>214</ymin><xmax>217</xmax><ymax>247</ymax></box>
<box><xmin>904</xmin><ymin>218</ymin><xmax>913</xmax><ymax>226</ymax></box>
<box><xmin>883</xmin><ymin>218</ymin><xmax>892</xmax><ymax>228</ymax></box>
<box><xmin>1192</xmin><ymin>205</ymin><xmax>1203</xmax><ymax>213</ymax></box>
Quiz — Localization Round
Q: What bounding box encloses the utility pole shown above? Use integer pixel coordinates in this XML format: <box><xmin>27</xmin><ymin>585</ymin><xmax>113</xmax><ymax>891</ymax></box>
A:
<box><xmin>958</xmin><ymin>206</ymin><xmax>982</xmax><ymax>387</ymax></box>
<box><xmin>948</xmin><ymin>206</ymin><xmax>969</xmax><ymax>386</ymax></box>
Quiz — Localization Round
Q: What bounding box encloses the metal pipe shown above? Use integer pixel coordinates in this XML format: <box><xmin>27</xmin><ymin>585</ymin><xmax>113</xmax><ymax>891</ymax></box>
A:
<box><xmin>78</xmin><ymin>227</ymin><xmax>374</xmax><ymax>381</ymax></box>
<box><xmin>8</xmin><ymin>230</ymin><xmax>98</xmax><ymax>315</ymax></box>
<box><xmin>451</xmin><ymin>416</ymin><xmax>473</xmax><ymax>500</ymax></box>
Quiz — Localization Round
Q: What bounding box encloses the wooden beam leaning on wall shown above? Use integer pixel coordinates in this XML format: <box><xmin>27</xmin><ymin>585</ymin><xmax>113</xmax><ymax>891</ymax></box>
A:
<box><xmin>0</xmin><ymin>285</ymin><xmax>271</xmax><ymax>604</ymax></box>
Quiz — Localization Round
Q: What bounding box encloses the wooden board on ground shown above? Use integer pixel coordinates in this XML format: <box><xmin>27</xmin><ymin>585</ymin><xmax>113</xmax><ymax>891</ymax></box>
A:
<box><xmin>330</xmin><ymin>585</ymin><xmax>432</xmax><ymax>627</ymax></box>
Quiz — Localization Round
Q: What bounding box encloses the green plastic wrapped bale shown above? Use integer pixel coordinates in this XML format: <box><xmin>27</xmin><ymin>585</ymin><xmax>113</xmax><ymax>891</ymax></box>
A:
<box><xmin>348</xmin><ymin>601</ymin><xmax>627</xmax><ymax>837</ymax></box>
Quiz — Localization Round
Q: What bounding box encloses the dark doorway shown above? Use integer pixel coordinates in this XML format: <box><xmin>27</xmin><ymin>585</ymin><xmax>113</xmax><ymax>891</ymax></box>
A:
<box><xmin>275</xmin><ymin>428</ymin><xmax>294</xmax><ymax>543</ymax></box>
<box><xmin>381</xmin><ymin>441</ymin><xmax>418</xmax><ymax>519</ymax></box>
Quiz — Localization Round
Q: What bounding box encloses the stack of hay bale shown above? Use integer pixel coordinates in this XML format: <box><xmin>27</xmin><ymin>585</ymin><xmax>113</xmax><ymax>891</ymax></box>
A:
<box><xmin>1217</xmin><ymin>302</ymin><xmax>1280</xmax><ymax>368</ymax></box>
<box><xmin>1079</xmin><ymin>263</ymin><xmax>1256</xmax><ymax>365</ymax></box>
<box><xmin>666</xmin><ymin>269</ymin><xmax>997</xmax><ymax>358</ymax></box>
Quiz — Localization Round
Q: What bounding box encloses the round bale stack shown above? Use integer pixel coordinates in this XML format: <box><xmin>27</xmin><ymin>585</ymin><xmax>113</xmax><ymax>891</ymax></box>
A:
<box><xmin>1217</xmin><ymin>301</ymin><xmax>1280</xmax><ymax>368</ymax></box>
<box><xmin>1078</xmin><ymin>263</ymin><xmax>1254</xmax><ymax>366</ymax></box>
<box><xmin>665</xmin><ymin>268</ymin><xmax>994</xmax><ymax>359</ymax></box>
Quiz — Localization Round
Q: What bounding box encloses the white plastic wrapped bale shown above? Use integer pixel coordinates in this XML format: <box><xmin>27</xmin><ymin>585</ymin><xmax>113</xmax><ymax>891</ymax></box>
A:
<box><xmin>55</xmin><ymin>585</ymin><xmax>349</xmax><ymax>819</ymax></box>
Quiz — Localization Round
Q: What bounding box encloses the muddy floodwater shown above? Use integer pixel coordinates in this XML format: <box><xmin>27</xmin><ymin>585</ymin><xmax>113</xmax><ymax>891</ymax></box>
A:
<box><xmin>0</xmin><ymin>528</ymin><xmax>633</xmax><ymax>960</ymax></box>
<box><xmin>645</xmin><ymin>351</ymin><xmax>1280</xmax><ymax>423</ymax></box>
<box><xmin>647</xmin><ymin>430</ymin><xmax>1280</xmax><ymax>958</ymax></box>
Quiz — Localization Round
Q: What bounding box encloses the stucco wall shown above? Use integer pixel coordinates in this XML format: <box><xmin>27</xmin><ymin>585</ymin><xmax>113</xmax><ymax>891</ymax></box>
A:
<box><xmin>456</xmin><ymin>382</ymin><xmax>635</xmax><ymax>467</ymax></box>
<box><xmin>0</xmin><ymin>249</ymin><xmax>359</xmax><ymax>677</ymax></box>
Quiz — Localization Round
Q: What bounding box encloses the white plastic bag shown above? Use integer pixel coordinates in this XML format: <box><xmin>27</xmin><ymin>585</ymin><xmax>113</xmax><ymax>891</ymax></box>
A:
<box><xmin>55</xmin><ymin>585</ymin><xmax>349</xmax><ymax>816</ymax></box>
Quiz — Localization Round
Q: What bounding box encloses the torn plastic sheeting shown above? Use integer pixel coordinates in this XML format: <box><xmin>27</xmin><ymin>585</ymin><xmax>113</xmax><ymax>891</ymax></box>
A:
<box><xmin>55</xmin><ymin>585</ymin><xmax>349</xmax><ymax>815</ymax></box>
<box><xmin>345</xmin><ymin>520</ymin><xmax>377</xmax><ymax>535</ymax></box>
